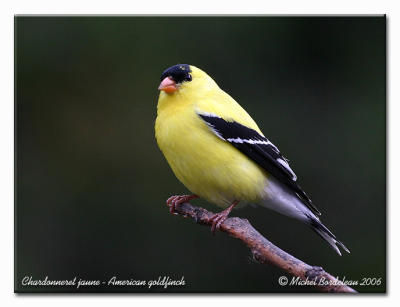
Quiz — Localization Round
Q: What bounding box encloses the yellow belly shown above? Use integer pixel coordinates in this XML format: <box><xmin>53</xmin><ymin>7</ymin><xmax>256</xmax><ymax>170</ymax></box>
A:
<box><xmin>155</xmin><ymin>107</ymin><xmax>267</xmax><ymax>208</ymax></box>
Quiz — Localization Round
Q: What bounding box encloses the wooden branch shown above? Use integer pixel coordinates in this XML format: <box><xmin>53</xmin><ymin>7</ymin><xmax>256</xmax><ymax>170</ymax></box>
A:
<box><xmin>174</xmin><ymin>202</ymin><xmax>357</xmax><ymax>293</ymax></box>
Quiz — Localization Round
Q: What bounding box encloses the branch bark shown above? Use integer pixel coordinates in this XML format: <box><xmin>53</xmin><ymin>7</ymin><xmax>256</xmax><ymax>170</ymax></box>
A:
<box><xmin>174</xmin><ymin>202</ymin><xmax>357</xmax><ymax>293</ymax></box>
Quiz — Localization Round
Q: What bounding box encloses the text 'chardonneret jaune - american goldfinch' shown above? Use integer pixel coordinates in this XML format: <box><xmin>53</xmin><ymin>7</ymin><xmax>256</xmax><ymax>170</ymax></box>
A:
<box><xmin>155</xmin><ymin>64</ymin><xmax>349</xmax><ymax>256</ymax></box>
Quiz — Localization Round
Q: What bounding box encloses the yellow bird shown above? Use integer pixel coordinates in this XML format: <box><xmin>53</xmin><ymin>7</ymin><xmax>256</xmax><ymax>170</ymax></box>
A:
<box><xmin>155</xmin><ymin>64</ymin><xmax>349</xmax><ymax>255</ymax></box>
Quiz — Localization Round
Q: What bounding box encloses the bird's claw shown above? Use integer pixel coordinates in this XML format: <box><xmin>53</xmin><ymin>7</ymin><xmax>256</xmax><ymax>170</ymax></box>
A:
<box><xmin>166</xmin><ymin>195</ymin><xmax>181</xmax><ymax>214</ymax></box>
<box><xmin>209</xmin><ymin>213</ymin><xmax>228</xmax><ymax>235</ymax></box>
<box><xmin>166</xmin><ymin>194</ymin><xmax>197</xmax><ymax>215</ymax></box>
<box><xmin>208</xmin><ymin>200</ymin><xmax>239</xmax><ymax>235</ymax></box>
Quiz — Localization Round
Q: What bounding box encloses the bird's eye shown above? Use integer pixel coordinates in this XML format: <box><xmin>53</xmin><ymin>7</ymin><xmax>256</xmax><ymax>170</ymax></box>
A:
<box><xmin>160</xmin><ymin>64</ymin><xmax>192</xmax><ymax>84</ymax></box>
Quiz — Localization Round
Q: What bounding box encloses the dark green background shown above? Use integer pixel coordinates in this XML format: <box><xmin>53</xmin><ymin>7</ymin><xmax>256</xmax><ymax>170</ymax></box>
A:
<box><xmin>15</xmin><ymin>16</ymin><xmax>386</xmax><ymax>293</ymax></box>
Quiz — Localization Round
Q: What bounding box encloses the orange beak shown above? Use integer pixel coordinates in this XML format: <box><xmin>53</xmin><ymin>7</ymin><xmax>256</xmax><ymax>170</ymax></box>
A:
<box><xmin>158</xmin><ymin>77</ymin><xmax>178</xmax><ymax>93</ymax></box>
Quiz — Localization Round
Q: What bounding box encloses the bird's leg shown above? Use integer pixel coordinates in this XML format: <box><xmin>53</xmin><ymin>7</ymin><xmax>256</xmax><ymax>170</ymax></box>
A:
<box><xmin>166</xmin><ymin>194</ymin><xmax>198</xmax><ymax>215</ymax></box>
<box><xmin>209</xmin><ymin>200</ymin><xmax>239</xmax><ymax>235</ymax></box>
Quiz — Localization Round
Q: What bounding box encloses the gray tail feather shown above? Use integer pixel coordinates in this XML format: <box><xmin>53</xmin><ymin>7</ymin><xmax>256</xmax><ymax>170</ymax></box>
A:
<box><xmin>308</xmin><ymin>216</ymin><xmax>350</xmax><ymax>256</ymax></box>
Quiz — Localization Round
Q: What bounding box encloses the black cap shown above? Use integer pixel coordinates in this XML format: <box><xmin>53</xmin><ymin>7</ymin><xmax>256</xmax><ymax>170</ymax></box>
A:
<box><xmin>160</xmin><ymin>64</ymin><xmax>192</xmax><ymax>83</ymax></box>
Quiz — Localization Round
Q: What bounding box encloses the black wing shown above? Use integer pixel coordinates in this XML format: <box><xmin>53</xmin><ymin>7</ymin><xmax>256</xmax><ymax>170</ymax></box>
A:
<box><xmin>197</xmin><ymin>112</ymin><xmax>321</xmax><ymax>216</ymax></box>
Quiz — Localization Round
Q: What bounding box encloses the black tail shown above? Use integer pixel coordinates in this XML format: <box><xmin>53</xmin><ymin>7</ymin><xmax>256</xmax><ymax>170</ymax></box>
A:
<box><xmin>308</xmin><ymin>216</ymin><xmax>350</xmax><ymax>256</ymax></box>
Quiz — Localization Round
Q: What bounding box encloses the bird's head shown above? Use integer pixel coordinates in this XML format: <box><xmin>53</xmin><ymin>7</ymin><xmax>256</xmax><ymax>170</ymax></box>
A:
<box><xmin>158</xmin><ymin>64</ymin><xmax>217</xmax><ymax>98</ymax></box>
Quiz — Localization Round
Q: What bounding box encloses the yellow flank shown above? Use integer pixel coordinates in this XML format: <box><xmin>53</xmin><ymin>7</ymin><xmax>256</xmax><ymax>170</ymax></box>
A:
<box><xmin>155</xmin><ymin>66</ymin><xmax>268</xmax><ymax>208</ymax></box>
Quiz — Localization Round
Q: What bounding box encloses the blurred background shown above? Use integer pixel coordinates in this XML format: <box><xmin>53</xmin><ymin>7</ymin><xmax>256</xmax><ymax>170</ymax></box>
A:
<box><xmin>15</xmin><ymin>16</ymin><xmax>386</xmax><ymax>293</ymax></box>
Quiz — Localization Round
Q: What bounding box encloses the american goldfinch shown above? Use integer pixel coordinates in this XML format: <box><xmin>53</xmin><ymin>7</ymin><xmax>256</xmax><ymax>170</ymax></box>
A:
<box><xmin>155</xmin><ymin>64</ymin><xmax>349</xmax><ymax>255</ymax></box>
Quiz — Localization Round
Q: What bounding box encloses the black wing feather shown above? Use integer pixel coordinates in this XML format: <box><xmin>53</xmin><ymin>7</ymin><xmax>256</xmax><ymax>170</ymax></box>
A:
<box><xmin>198</xmin><ymin>113</ymin><xmax>321</xmax><ymax>216</ymax></box>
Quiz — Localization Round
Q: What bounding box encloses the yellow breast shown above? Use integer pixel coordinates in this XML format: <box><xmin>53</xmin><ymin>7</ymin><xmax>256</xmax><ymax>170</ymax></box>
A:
<box><xmin>155</xmin><ymin>94</ymin><xmax>267</xmax><ymax>208</ymax></box>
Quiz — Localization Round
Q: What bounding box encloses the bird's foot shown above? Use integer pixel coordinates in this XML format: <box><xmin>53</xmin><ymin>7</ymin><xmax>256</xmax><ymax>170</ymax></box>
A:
<box><xmin>166</xmin><ymin>194</ymin><xmax>198</xmax><ymax>215</ymax></box>
<box><xmin>209</xmin><ymin>201</ymin><xmax>239</xmax><ymax>235</ymax></box>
